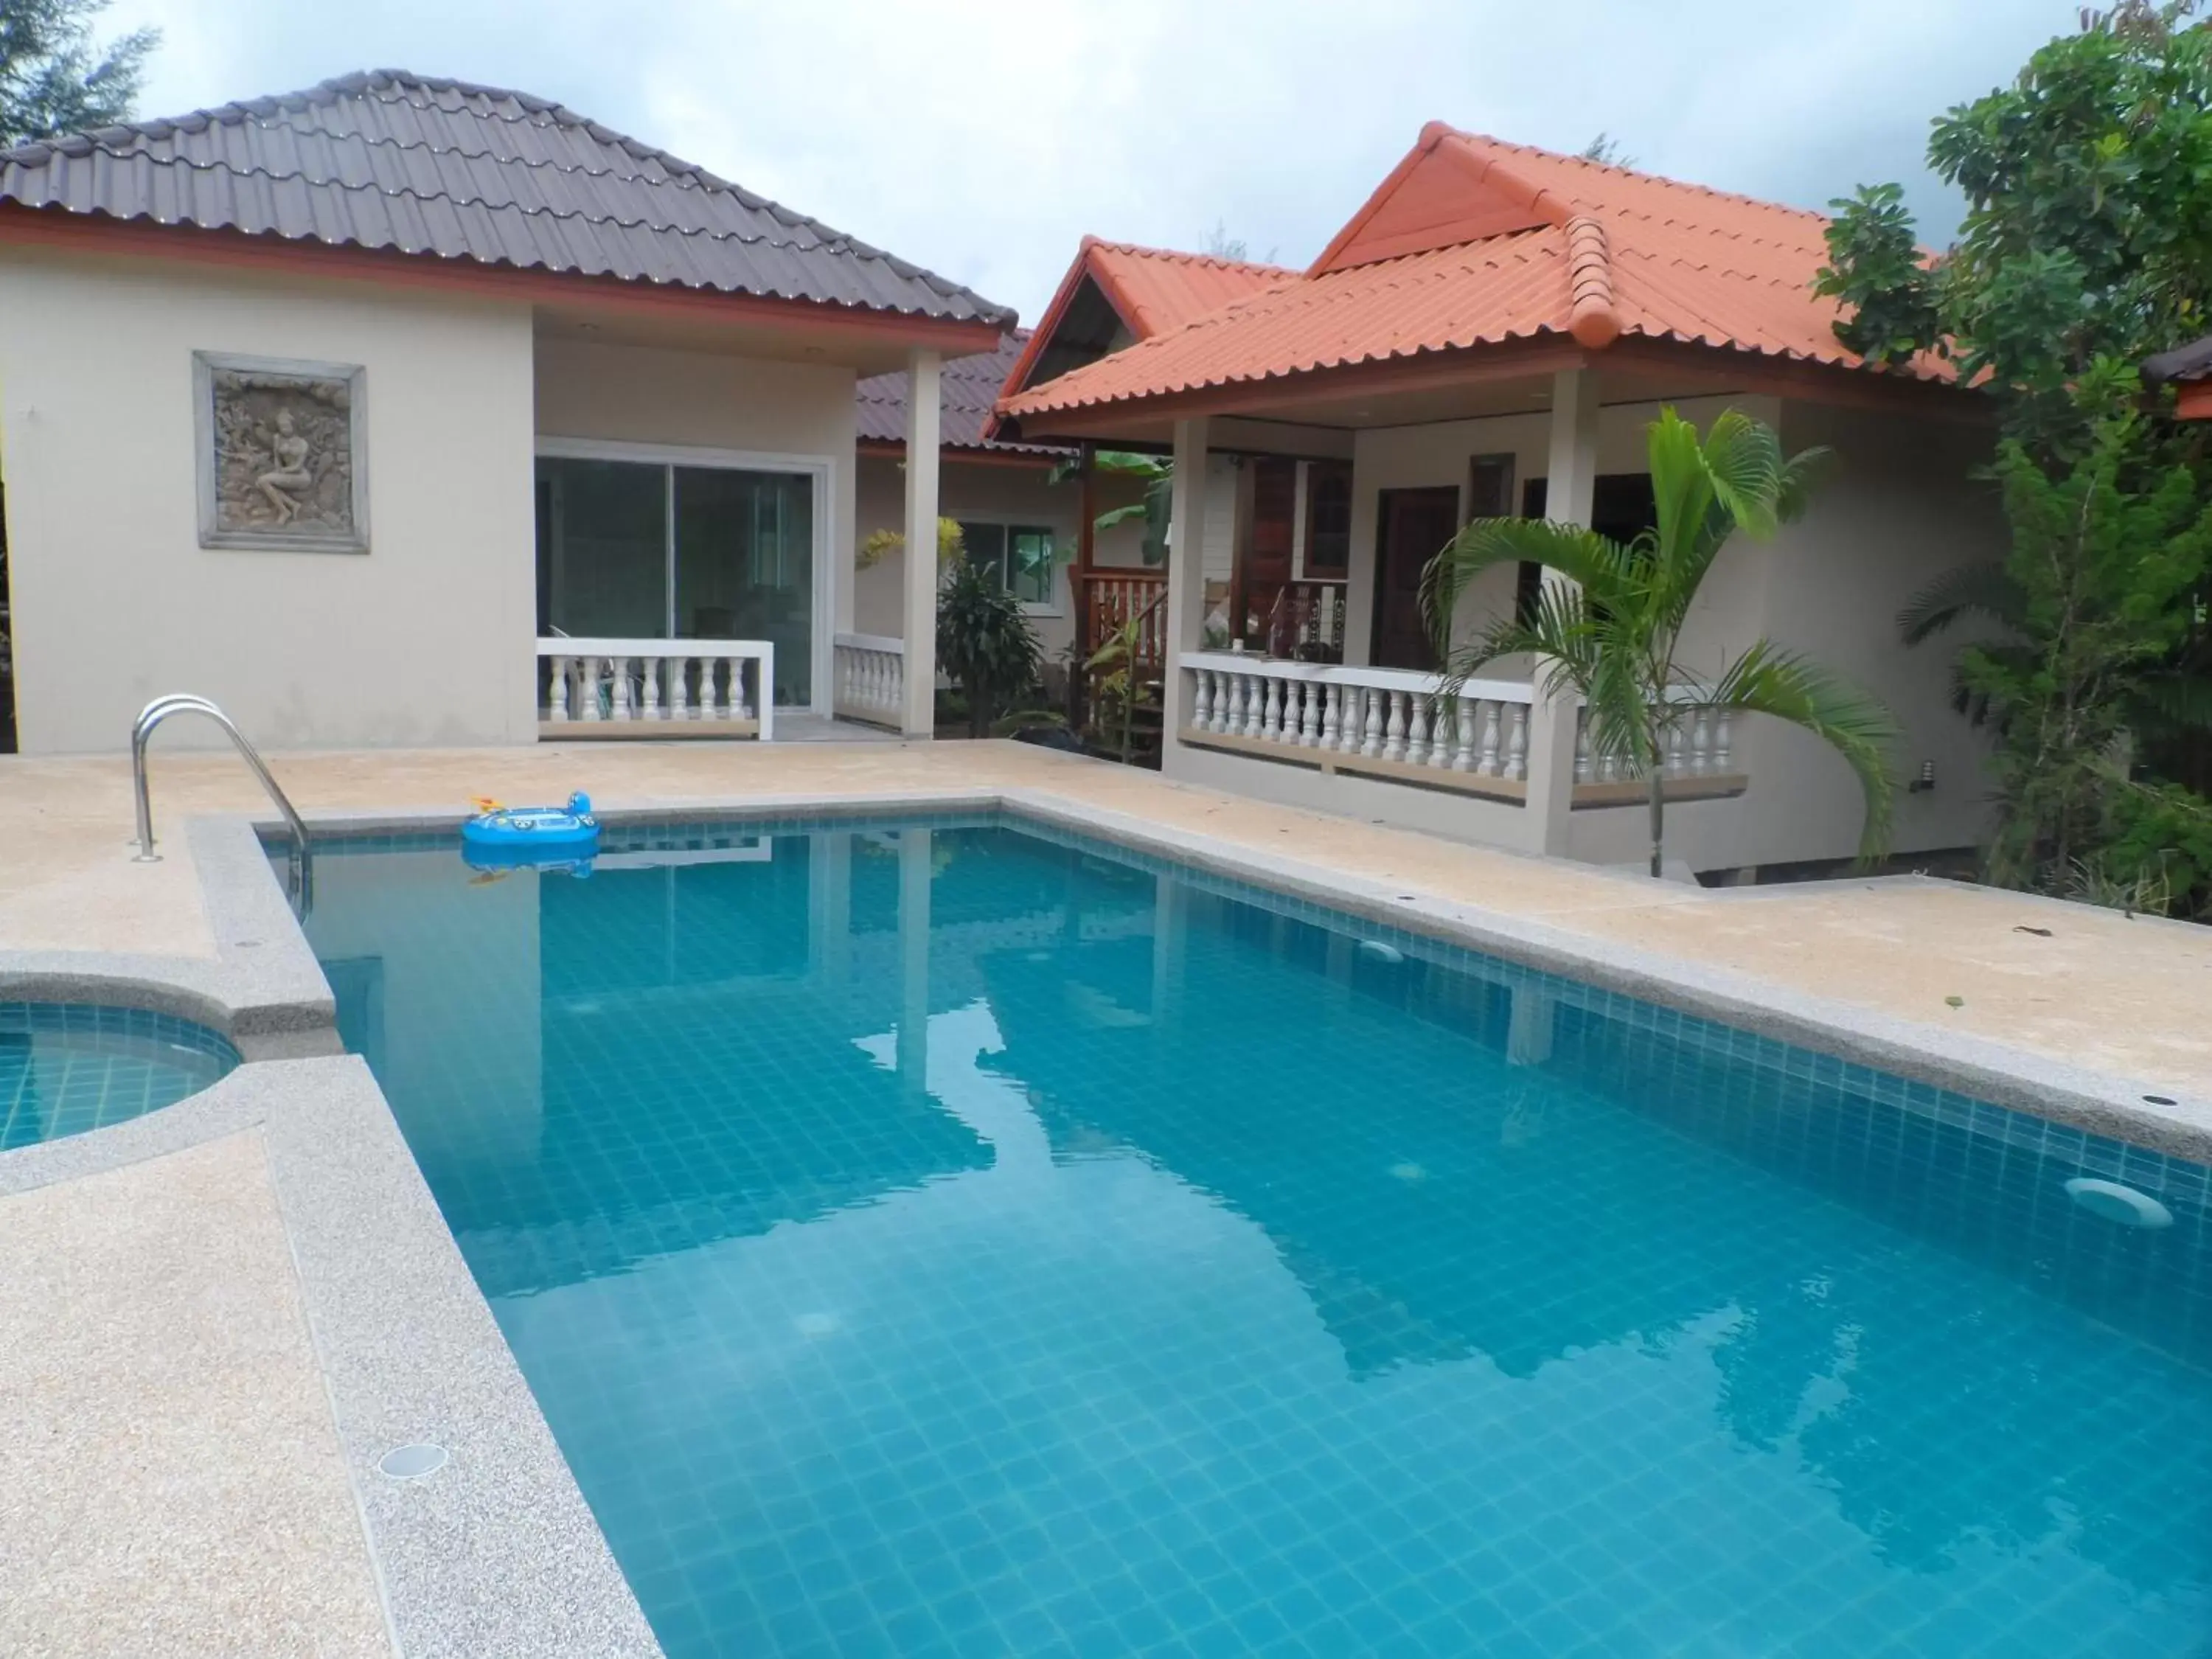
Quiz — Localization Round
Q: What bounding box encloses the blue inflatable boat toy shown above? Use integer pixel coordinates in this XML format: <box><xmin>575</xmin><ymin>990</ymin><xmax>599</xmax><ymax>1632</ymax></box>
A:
<box><xmin>461</xmin><ymin>791</ymin><xmax>599</xmax><ymax>872</ymax></box>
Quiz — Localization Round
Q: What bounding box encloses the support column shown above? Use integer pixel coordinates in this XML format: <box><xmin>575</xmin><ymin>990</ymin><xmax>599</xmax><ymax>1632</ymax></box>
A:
<box><xmin>897</xmin><ymin>827</ymin><xmax>931</xmax><ymax>1099</ymax></box>
<box><xmin>1158</xmin><ymin>417</ymin><xmax>1211</xmax><ymax>745</ymax></box>
<box><xmin>901</xmin><ymin>348</ymin><xmax>942</xmax><ymax>737</ymax></box>
<box><xmin>1528</xmin><ymin>366</ymin><xmax>1599</xmax><ymax>856</ymax></box>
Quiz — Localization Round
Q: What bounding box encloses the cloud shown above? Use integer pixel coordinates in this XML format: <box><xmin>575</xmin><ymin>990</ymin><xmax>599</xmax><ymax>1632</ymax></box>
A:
<box><xmin>105</xmin><ymin>0</ymin><xmax>2078</xmax><ymax>324</ymax></box>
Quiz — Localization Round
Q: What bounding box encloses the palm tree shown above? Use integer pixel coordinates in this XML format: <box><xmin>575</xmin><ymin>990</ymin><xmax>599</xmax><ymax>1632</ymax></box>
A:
<box><xmin>1421</xmin><ymin>407</ymin><xmax>1898</xmax><ymax>877</ymax></box>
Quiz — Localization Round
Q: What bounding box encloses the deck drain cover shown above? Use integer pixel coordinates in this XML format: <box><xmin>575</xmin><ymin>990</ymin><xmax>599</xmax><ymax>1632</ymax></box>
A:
<box><xmin>379</xmin><ymin>1443</ymin><xmax>449</xmax><ymax>1480</ymax></box>
<box><xmin>2062</xmin><ymin>1178</ymin><xmax>2174</xmax><ymax>1231</ymax></box>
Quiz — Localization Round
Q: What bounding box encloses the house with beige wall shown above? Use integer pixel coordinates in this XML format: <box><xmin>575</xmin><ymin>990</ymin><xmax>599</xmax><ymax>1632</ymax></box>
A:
<box><xmin>0</xmin><ymin>69</ymin><xmax>1012</xmax><ymax>754</ymax></box>
<box><xmin>995</xmin><ymin>124</ymin><xmax>2003</xmax><ymax>882</ymax></box>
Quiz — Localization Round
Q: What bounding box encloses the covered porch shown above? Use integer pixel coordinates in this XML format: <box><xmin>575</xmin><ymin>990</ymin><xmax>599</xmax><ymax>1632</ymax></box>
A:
<box><xmin>527</xmin><ymin>330</ymin><xmax>960</xmax><ymax>745</ymax></box>
<box><xmin>1009</xmin><ymin>345</ymin><xmax>1830</xmax><ymax>869</ymax></box>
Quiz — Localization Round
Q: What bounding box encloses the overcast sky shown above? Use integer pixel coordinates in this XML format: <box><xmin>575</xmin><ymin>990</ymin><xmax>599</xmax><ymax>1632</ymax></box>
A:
<box><xmin>104</xmin><ymin>0</ymin><xmax>2079</xmax><ymax>324</ymax></box>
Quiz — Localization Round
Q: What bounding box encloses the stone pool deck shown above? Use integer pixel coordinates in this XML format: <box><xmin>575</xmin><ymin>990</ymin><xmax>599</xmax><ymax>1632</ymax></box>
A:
<box><xmin>3</xmin><ymin>735</ymin><xmax>2210</xmax><ymax>1656</ymax></box>
<box><xmin>7</xmin><ymin>737</ymin><xmax>2211</xmax><ymax>1095</ymax></box>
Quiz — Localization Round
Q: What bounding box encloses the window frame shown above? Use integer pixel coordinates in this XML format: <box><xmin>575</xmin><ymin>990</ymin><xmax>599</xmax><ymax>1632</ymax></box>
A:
<box><xmin>535</xmin><ymin>436</ymin><xmax>833</xmax><ymax>712</ymax></box>
<box><xmin>954</xmin><ymin>516</ymin><xmax>1064</xmax><ymax>615</ymax></box>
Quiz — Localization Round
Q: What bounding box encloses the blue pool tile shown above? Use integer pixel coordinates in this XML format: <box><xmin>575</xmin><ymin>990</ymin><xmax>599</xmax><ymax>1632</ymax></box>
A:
<box><xmin>295</xmin><ymin>821</ymin><xmax>2212</xmax><ymax>1659</ymax></box>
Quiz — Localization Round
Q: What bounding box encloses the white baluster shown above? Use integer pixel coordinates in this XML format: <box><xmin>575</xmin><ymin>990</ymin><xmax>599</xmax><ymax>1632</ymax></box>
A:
<box><xmin>1192</xmin><ymin>669</ymin><xmax>1214</xmax><ymax>733</ymax></box>
<box><xmin>1384</xmin><ymin>692</ymin><xmax>1409</xmax><ymax>761</ymax></box>
<box><xmin>1242</xmin><ymin>675</ymin><xmax>1265</xmax><ymax>739</ymax></box>
<box><xmin>1301</xmin><ymin>679</ymin><xmax>1324</xmax><ymax>745</ymax></box>
<box><xmin>1714</xmin><ymin>709</ymin><xmax>1733</xmax><ymax>773</ymax></box>
<box><xmin>1574</xmin><ymin>716</ymin><xmax>1593</xmax><ymax>783</ymax></box>
<box><xmin>641</xmin><ymin>655</ymin><xmax>662</xmax><ymax>720</ymax></box>
<box><xmin>577</xmin><ymin>656</ymin><xmax>602</xmax><ymax>722</ymax></box>
<box><xmin>1479</xmin><ymin>702</ymin><xmax>1500</xmax><ymax>775</ymax></box>
<box><xmin>1320</xmin><ymin>683</ymin><xmax>1341</xmax><ymax>750</ymax></box>
<box><xmin>1361</xmin><ymin>689</ymin><xmax>1385</xmax><ymax>757</ymax></box>
<box><xmin>611</xmin><ymin>658</ymin><xmax>634</xmax><ymax>722</ymax></box>
<box><xmin>1506</xmin><ymin>705</ymin><xmax>1528</xmax><ymax>780</ymax></box>
<box><xmin>1452</xmin><ymin>698</ymin><xmax>1475</xmax><ymax>771</ymax></box>
<box><xmin>1262</xmin><ymin>676</ymin><xmax>1284</xmax><ymax>741</ymax></box>
<box><xmin>1691</xmin><ymin>707</ymin><xmax>1713</xmax><ymax>776</ymax></box>
<box><xmin>1663</xmin><ymin>720</ymin><xmax>1686</xmax><ymax>776</ymax></box>
<box><xmin>673</xmin><ymin>655</ymin><xmax>694</xmax><ymax>721</ymax></box>
<box><xmin>1406</xmin><ymin>695</ymin><xmax>1430</xmax><ymax>765</ymax></box>
<box><xmin>737</xmin><ymin>656</ymin><xmax>757</xmax><ymax>721</ymax></box>
<box><xmin>546</xmin><ymin>655</ymin><xmax>570</xmax><ymax>723</ymax></box>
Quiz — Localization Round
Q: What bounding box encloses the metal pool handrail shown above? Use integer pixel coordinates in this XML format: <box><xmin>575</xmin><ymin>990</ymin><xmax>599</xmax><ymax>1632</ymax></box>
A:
<box><xmin>131</xmin><ymin>694</ymin><xmax>309</xmax><ymax>863</ymax></box>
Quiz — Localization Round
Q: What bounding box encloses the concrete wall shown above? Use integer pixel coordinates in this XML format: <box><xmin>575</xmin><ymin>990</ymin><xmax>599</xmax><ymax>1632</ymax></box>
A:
<box><xmin>0</xmin><ymin>246</ymin><xmax>538</xmax><ymax>753</ymax></box>
<box><xmin>853</xmin><ymin>453</ymin><xmax>1085</xmax><ymax>656</ymax></box>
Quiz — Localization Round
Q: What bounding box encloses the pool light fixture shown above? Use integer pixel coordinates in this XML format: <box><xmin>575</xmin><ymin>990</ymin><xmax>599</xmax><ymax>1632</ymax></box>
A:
<box><xmin>2062</xmin><ymin>1177</ymin><xmax>2174</xmax><ymax>1231</ymax></box>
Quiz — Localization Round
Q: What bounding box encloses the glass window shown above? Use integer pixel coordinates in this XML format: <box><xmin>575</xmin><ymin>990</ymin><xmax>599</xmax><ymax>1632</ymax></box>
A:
<box><xmin>535</xmin><ymin>456</ymin><xmax>816</xmax><ymax>706</ymax></box>
<box><xmin>535</xmin><ymin>458</ymin><xmax>667</xmax><ymax>639</ymax></box>
<box><xmin>675</xmin><ymin>467</ymin><xmax>813</xmax><ymax>706</ymax></box>
<box><xmin>958</xmin><ymin>521</ymin><xmax>1056</xmax><ymax>606</ymax></box>
<box><xmin>1304</xmin><ymin>461</ymin><xmax>1352</xmax><ymax>579</ymax></box>
<box><xmin>1008</xmin><ymin>527</ymin><xmax>1056</xmax><ymax>605</ymax></box>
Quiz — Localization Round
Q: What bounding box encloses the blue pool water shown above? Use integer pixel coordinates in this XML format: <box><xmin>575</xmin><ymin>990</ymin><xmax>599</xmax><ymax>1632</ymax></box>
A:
<box><xmin>295</xmin><ymin>818</ymin><xmax>2212</xmax><ymax>1658</ymax></box>
<box><xmin>0</xmin><ymin>1002</ymin><xmax>238</xmax><ymax>1147</ymax></box>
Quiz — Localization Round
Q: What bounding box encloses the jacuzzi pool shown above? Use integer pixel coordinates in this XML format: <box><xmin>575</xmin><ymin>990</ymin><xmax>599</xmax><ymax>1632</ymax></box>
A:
<box><xmin>0</xmin><ymin>1003</ymin><xmax>240</xmax><ymax>1149</ymax></box>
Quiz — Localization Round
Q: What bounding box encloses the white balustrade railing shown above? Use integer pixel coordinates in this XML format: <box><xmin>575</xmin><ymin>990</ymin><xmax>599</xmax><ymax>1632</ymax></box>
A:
<box><xmin>1182</xmin><ymin>652</ymin><xmax>1534</xmax><ymax>785</ymax></box>
<box><xmin>833</xmin><ymin>633</ymin><xmax>905</xmax><ymax>727</ymax></box>
<box><xmin>1572</xmin><ymin>699</ymin><xmax>1736</xmax><ymax>783</ymax></box>
<box><xmin>539</xmin><ymin>638</ymin><xmax>773</xmax><ymax>740</ymax></box>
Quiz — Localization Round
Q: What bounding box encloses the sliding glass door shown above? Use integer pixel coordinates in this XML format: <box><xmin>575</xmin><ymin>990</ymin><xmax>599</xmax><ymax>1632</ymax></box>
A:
<box><xmin>536</xmin><ymin>453</ymin><xmax>818</xmax><ymax>706</ymax></box>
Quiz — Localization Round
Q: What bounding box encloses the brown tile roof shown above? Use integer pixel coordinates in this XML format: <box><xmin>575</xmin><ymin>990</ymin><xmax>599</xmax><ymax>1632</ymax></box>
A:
<box><xmin>0</xmin><ymin>69</ymin><xmax>1013</xmax><ymax>325</ymax></box>
<box><xmin>857</xmin><ymin>333</ymin><xmax>1071</xmax><ymax>455</ymax></box>
<box><xmin>1000</xmin><ymin>124</ymin><xmax>1952</xmax><ymax>424</ymax></box>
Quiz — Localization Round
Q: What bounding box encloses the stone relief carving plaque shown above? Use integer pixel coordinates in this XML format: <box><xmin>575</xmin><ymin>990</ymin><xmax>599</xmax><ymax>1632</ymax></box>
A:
<box><xmin>193</xmin><ymin>353</ymin><xmax>369</xmax><ymax>552</ymax></box>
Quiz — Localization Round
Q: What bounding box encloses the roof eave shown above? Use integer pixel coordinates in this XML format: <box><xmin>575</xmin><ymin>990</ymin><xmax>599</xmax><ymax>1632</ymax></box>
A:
<box><xmin>0</xmin><ymin>204</ymin><xmax>1009</xmax><ymax>352</ymax></box>
<box><xmin>998</xmin><ymin>331</ymin><xmax>1986</xmax><ymax>445</ymax></box>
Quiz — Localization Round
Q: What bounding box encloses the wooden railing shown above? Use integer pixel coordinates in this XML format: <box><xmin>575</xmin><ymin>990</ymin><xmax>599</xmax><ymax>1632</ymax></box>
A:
<box><xmin>833</xmin><ymin>633</ymin><xmax>905</xmax><ymax>728</ymax></box>
<box><xmin>1081</xmin><ymin>571</ymin><xmax>1168</xmax><ymax>672</ymax></box>
<box><xmin>1180</xmin><ymin>653</ymin><xmax>1536</xmax><ymax>800</ymax></box>
<box><xmin>539</xmin><ymin>638</ymin><xmax>773</xmax><ymax>740</ymax></box>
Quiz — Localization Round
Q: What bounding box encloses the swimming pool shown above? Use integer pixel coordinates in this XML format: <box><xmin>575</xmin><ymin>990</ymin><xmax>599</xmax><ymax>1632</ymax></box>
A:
<box><xmin>296</xmin><ymin>816</ymin><xmax>2211</xmax><ymax>1658</ymax></box>
<box><xmin>0</xmin><ymin>1002</ymin><xmax>239</xmax><ymax>1149</ymax></box>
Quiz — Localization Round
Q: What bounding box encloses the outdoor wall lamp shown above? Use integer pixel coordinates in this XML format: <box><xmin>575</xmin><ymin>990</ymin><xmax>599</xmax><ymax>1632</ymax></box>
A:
<box><xmin>1908</xmin><ymin>759</ymin><xmax>1937</xmax><ymax>794</ymax></box>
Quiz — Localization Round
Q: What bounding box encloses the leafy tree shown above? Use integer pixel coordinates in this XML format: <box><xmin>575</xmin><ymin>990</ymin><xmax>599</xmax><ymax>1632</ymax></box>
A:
<box><xmin>1048</xmin><ymin>449</ymin><xmax>1175</xmax><ymax>563</ymax></box>
<box><xmin>1815</xmin><ymin>0</ymin><xmax>2212</xmax><ymax>911</ymax></box>
<box><xmin>0</xmin><ymin>0</ymin><xmax>158</xmax><ymax>147</ymax></box>
<box><xmin>857</xmin><ymin>515</ymin><xmax>965</xmax><ymax>571</ymax></box>
<box><xmin>1905</xmin><ymin>417</ymin><xmax>2212</xmax><ymax>901</ymax></box>
<box><xmin>1579</xmin><ymin>132</ymin><xmax>1637</xmax><ymax>168</ymax></box>
<box><xmin>1422</xmin><ymin>408</ymin><xmax>1898</xmax><ymax>877</ymax></box>
<box><xmin>937</xmin><ymin>553</ymin><xmax>1042</xmax><ymax>738</ymax></box>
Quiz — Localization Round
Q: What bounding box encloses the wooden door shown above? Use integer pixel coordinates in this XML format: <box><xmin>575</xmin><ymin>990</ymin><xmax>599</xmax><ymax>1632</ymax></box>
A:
<box><xmin>1236</xmin><ymin>457</ymin><xmax>1297</xmax><ymax>647</ymax></box>
<box><xmin>1370</xmin><ymin>486</ymin><xmax>1459</xmax><ymax>669</ymax></box>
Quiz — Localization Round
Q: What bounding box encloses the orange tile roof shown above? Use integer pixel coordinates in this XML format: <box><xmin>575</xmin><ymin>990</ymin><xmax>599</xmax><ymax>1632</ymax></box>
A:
<box><xmin>1000</xmin><ymin>125</ymin><xmax>1951</xmax><ymax>424</ymax></box>
<box><xmin>993</xmin><ymin>237</ymin><xmax>1294</xmax><ymax>408</ymax></box>
<box><xmin>1085</xmin><ymin>240</ymin><xmax>1296</xmax><ymax>337</ymax></box>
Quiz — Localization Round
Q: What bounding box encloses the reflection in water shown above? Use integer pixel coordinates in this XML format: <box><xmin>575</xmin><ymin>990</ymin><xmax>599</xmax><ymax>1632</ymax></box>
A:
<box><xmin>305</xmin><ymin>823</ymin><xmax>2212</xmax><ymax>1659</ymax></box>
